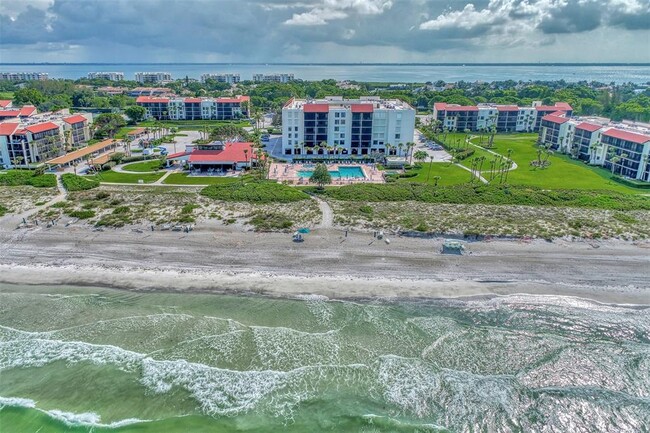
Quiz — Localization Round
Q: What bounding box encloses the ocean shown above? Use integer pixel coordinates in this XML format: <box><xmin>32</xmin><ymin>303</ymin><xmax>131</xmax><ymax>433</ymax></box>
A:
<box><xmin>1</xmin><ymin>63</ymin><xmax>650</xmax><ymax>84</ymax></box>
<box><xmin>0</xmin><ymin>284</ymin><xmax>648</xmax><ymax>432</ymax></box>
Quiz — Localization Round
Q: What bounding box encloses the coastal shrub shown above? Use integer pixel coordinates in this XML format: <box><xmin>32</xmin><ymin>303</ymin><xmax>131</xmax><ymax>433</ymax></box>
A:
<box><xmin>101</xmin><ymin>161</ymin><xmax>116</xmax><ymax>171</ymax></box>
<box><xmin>112</xmin><ymin>206</ymin><xmax>130</xmax><ymax>214</ymax></box>
<box><xmin>319</xmin><ymin>183</ymin><xmax>650</xmax><ymax>211</ymax></box>
<box><xmin>61</xmin><ymin>174</ymin><xmax>99</xmax><ymax>191</ymax></box>
<box><xmin>0</xmin><ymin>170</ymin><xmax>56</xmax><ymax>188</ymax></box>
<box><xmin>201</xmin><ymin>181</ymin><xmax>309</xmax><ymax>203</ymax></box>
<box><xmin>248</xmin><ymin>212</ymin><xmax>294</xmax><ymax>231</ymax></box>
<box><xmin>0</xmin><ymin>204</ymin><xmax>7</xmax><ymax>217</ymax></box>
<box><xmin>613</xmin><ymin>212</ymin><xmax>637</xmax><ymax>224</ymax></box>
<box><xmin>67</xmin><ymin>209</ymin><xmax>95</xmax><ymax>219</ymax></box>
<box><xmin>181</xmin><ymin>203</ymin><xmax>199</xmax><ymax>214</ymax></box>
<box><xmin>95</xmin><ymin>191</ymin><xmax>110</xmax><ymax>200</ymax></box>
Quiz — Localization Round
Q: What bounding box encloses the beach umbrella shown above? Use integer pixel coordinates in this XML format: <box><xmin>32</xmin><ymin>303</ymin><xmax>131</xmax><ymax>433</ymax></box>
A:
<box><xmin>297</xmin><ymin>227</ymin><xmax>310</xmax><ymax>234</ymax></box>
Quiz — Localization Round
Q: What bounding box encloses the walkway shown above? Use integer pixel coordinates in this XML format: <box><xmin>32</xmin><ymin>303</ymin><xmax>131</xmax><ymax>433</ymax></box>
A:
<box><xmin>453</xmin><ymin>163</ymin><xmax>488</xmax><ymax>184</ymax></box>
<box><xmin>311</xmin><ymin>195</ymin><xmax>334</xmax><ymax>229</ymax></box>
<box><xmin>5</xmin><ymin>173</ymin><xmax>68</xmax><ymax>229</ymax></box>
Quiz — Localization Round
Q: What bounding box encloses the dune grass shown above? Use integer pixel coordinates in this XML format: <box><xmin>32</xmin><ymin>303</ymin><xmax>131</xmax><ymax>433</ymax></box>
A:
<box><xmin>163</xmin><ymin>173</ymin><xmax>240</xmax><ymax>185</ymax></box>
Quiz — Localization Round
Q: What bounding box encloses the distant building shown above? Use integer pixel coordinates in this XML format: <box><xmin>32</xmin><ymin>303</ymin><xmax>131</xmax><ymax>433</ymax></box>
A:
<box><xmin>0</xmin><ymin>108</ymin><xmax>92</xmax><ymax>168</ymax></box>
<box><xmin>282</xmin><ymin>96</ymin><xmax>416</xmax><ymax>157</ymax></box>
<box><xmin>127</xmin><ymin>87</ymin><xmax>174</xmax><ymax>97</ymax></box>
<box><xmin>432</xmin><ymin>101</ymin><xmax>573</xmax><ymax>133</ymax></box>
<box><xmin>0</xmin><ymin>72</ymin><xmax>49</xmax><ymax>81</ymax></box>
<box><xmin>134</xmin><ymin>72</ymin><xmax>172</xmax><ymax>84</ymax></box>
<box><xmin>200</xmin><ymin>73</ymin><xmax>240</xmax><ymax>84</ymax></box>
<box><xmin>253</xmin><ymin>73</ymin><xmax>295</xmax><ymax>83</ymax></box>
<box><xmin>87</xmin><ymin>72</ymin><xmax>124</xmax><ymax>81</ymax></box>
<box><xmin>136</xmin><ymin>96</ymin><xmax>250</xmax><ymax>120</ymax></box>
<box><xmin>538</xmin><ymin>113</ymin><xmax>650</xmax><ymax>182</ymax></box>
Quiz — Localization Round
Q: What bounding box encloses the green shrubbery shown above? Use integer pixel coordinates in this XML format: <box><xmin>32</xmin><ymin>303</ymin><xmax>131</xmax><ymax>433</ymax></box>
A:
<box><xmin>0</xmin><ymin>204</ymin><xmax>7</xmax><ymax>216</ymax></box>
<box><xmin>248</xmin><ymin>212</ymin><xmax>294</xmax><ymax>231</ymax></box>
<box><xmin>453</xmin><ymin>148</ymin><xmax>475</xmax><ymax>160</ymax></box>
<box><xmin>67</xmin><ymin>209</ymin><xmax>95</xmax><ymax>219</ymax></box>
<box><xmin>201</xmin><ymin>181</ymin><xmax>310</xmax><ymax>203</ymax></box>
<box><xmin>315</xmin><ymin>183</ymin><xmax>650</xmax><ymax>211</ymax></box>
<box><xmin>611</xmin><ymin>176</ymin><xmax>650</xmax><ymax>189</ymax></box>
<box><xmin>0</xmin><ymin>170</ymin><xmax>56</xmax><ymax>188</ymax></box>
<box><xmin>61</xmin><ymin>174</ymin><xmax>99</xmax><ymax>191</ymax></box>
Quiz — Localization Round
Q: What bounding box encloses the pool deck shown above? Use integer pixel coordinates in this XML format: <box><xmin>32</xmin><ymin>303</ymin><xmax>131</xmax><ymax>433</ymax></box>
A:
<box><xmin>268</xmin><ymin>163</ymin><xmax>385</xmax><ymax>185</ymax></box>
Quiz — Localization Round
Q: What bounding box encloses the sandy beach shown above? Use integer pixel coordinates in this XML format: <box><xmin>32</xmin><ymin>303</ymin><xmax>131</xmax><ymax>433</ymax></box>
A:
<box><xmin>1</xmin><ymin>220</ymin><xmax>649</xmax><ymax>304</ymax></box>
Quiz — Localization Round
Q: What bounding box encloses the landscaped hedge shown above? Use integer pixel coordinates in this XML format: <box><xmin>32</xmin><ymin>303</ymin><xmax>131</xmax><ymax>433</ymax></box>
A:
<box><xmin>454</xmin><ymin>148</ymin><xmax>475</xmax><ymax>160</ymax></box>
<box><xmin>121</xmin><ymin>155</ymin><xmax>147</xmax><ymax>164</ymax></box>
<box><xmin>201</xmin><ymin>181</ymin><xmax>310</xmax><ymax>203</ymax></box>
<box><xmin>311</xmin><ymin>183</ymin><xmax>650</xmax><ymax>211</ymax></box>
<box><xmin>611</xmin><ymin>176</ymin><xmax>650</xmax><ymax>189</ymax></box>
<box><xmin>61</xmin><ymin>174</ymin><xmax>100</xmax><ymax>191</ymax></box>
<box><xmin>0</xmin><ymin>170</ymin><xmax>56</xmax><ymax>188</ymax></box>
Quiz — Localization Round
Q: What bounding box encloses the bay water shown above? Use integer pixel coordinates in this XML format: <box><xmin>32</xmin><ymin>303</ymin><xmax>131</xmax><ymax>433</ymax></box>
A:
<box><xmin>1</xmin><ymin>63</ymin><xmax>649</xmax><ymax>84</ymax></box>
<box><xmin>0</xmin><ymin>284</ymin><xmax>648</xmax><ymax>432</ymax></box>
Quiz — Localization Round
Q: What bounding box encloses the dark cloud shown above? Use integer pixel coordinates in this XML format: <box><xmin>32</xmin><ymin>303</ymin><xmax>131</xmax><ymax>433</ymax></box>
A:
<box><xmin>0</xmin><ymin>0</ymin><xmax>647</xmax><ymax>62</ymax></box>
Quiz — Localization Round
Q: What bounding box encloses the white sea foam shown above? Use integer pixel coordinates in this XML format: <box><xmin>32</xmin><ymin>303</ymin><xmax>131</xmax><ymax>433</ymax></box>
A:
<box><xmin>0</xmin><ymin>396</ymin><xmax>37</xmax><ymax>408</ymax></box>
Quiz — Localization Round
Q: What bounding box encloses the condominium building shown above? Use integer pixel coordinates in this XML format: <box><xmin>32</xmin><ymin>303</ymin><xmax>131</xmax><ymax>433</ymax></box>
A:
<box><xmin>253</xmin><ymin>73</ymin><xmax>295</xmax><ymax>83</ymax></box>
<box><xmin>0</xmin><ymin>72</ymin><xmax>49</xmax><ymax>81</ymax></box>
<box><xmin>200</xmin><ymin>73</ymin><xmax>241</xmax><ymax>84</ymax></box>
<box><xmin>0</xmin><ymin>109</ymin><xmax>93</xmax><ymax>168</ymax></box>
<box><xmin>134</xmin><ymin>72</ymin><xmax>172</xmax><ymax>84</ymax></box>
<box><xmin>136</xmin><ymin>96</ymin><xmax>250</xmax><ymax>120</ymax></box>
<box><xmin>433</xmin><ymin>101</ymin><xmax>572</xmax><ymax>133</ymax></box>
<box><xmin>538</xmin><ymin>113</ymin><xmax>650</xmax><ymax>182</ymax></box>
<box><xmin>87</xmin><ymin>72</ymin><xmax>125</xmax><ymax>81</ymax></box>
<box><xmin>281</xmin><ymin>96</ymin><xmax>416</xmax><ymax>156</ymax></box>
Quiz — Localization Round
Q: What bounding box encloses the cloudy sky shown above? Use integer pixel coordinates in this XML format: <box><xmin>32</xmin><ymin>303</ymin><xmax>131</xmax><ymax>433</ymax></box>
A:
<box><xmin>1</xmin><ymin>0</ymin><xmax>649</xmax><ymax>63</ymax></box>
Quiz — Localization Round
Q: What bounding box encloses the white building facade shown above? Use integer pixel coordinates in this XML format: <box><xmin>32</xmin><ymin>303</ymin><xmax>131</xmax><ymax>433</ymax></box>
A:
<box><xmin>200</xmin><ymin>73</ymin><xmax>241</xmax><ymax>84</ymax></box>
<box><xmin>253</xmin><ymin>74</ymin><xmax>295</xmax><ymax>83</ymax></box>
<box><xmin>282</xmin><ymin>97</ymin><xmax>416</xmax><ymax>157</ymax></box>
<box><xmin>0</xmin><ymin>72</ymin><xmax>48</xmax><ymax>81</ymax></box>
<box><xmin>134</xmin><ymin>72</ymin><xmax>172</xmax><ymax>84</ymax></box>
<box><xmin>87</xmin><ymin>72</ymin><xmax>124</xmax><ymax>81</ymax></box>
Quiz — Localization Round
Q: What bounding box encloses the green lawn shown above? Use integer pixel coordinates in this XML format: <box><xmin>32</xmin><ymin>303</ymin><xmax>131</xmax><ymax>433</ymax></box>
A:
<box><xmin>163</xmin><ymin>173</ymin><xmax>240</xmax><ymax>185</ymax></box>
<box><xmin>397</xmin><ymin>163</ymin><xmax>471</xmax><ymax>186</ymax></box>
<box><xmin>88</xmin><ymin>171</ymin><xmax>164</xmax><ymax>184</ymax></box>
<box><xmin>476</xmin><ymin>134</ymin><xmax>638</xmax><ymax>193</ymax></box>
<box><xmin>122</xmin><ymin>160</ymin><xmax>163</xmax><ymax>172</ymax></box>
<box><xmin>0</xmin><ymin>92</ymin><xmax>14</xmax><ymax>100</ymax></box>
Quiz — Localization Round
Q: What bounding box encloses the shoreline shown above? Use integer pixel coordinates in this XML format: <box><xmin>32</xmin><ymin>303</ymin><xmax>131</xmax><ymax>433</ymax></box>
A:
<box><xmin>1</xmin><ymin>224</ymin><xmax>649</xmax><ymax>305</ymax></box>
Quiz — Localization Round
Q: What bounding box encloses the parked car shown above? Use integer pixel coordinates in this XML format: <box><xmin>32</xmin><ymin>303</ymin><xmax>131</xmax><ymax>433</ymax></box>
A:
<box><xmin>261</xmin><ymin>134</ymin><xmax>270</xmax><ymax>141</ymax></box>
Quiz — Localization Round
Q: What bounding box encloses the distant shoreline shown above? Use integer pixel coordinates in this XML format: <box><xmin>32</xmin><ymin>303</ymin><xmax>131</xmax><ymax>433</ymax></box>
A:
<box><xmin>3</xmin><ymin>62</ymin><xmax>650</xmax><ymax>66</ymax></box>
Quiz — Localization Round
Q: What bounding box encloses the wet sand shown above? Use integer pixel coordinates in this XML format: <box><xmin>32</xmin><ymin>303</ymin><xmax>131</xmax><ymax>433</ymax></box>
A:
<box><xmin>0</xmin><ymin>221</ymin><xmax>648</xmax><ymax>304</ymax></box>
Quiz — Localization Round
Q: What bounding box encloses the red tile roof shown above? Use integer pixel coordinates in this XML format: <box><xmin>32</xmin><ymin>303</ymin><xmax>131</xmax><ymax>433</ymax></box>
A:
<box><xmin>0</xmin><ymin>110</ymin><xmax>19</xmax><ymax>118</ymax></box>
<box><xmin>541</xmin><ymin>114</ymin><xmax>570</xmax><ymax>124</ymax></box>
<box><xmin>603</xmin><ymin>128</ymin><xmax>650</xmax><ymax>145</ymax></box>
<box><xmin>497</xmin><ymin>105</ymin><xmax>519</xmax><ymax>111</ymax></box>
<box><xmin>0</xmin><ymin>100</ymin><xmax>11</xmax><ymax>108</ymax></box>
<box><xmin>25</xmin><ymin>121</ymin><xmax>59</xmax><ymax>134</ymax></box>
<box><xmin>575</xmin><ymin>122</ymin><xmax>602</xmax><ymax>133</ymax></box>
<box><xmin>188</xmin><ymin>142</ymin><xmax>255</xmax><ymax>164</ymax></box>
<box><xmin>433</xmin><ymin>102</ymin><xmax>447</xmax><ymax>111</ymax></box>
<box><xmin>19</xmin><ymin>106</ymin><xmax>37</xmax><ymax>116</ymax></box>
<box><xmin>446</xmin><ymin>105</ymin><xmax>478</xmax><ymax>112</ymax></box>
<box><xmin>167</xmin><ymin>151</ymin><xmax>191</xmax><ymax>159</ymax></box>
<box><xmin>63</xmin><ymin>114</ymin><xmax>88</xmax><ymax>124</ymax></box>
<box><xmin>0</xmin><ymin>123</ymin><xmax>19</xmax><ymax>136</ymax></box>
<box><xmin>536</xmin><ymin>102</ymin><xmax>572</xmax><ymax>111</ymax></box>
<box><xmin>184</xmin><ymin>98</ymin><xmax>202</xmax><ymax>103</ymax></box>
<box><xmin>350</xmin><ymin>104</ymin><xmax>374</xmax><ymax>113</ymax></box>
<box><xmin>216</xmin><ymin>95</ymin><xmax>250</xmax><ymax>104</ymax></box>
<box><xmin>303</xmin><ymin>104</ymin><xmax>330</xmax><ymax>113</ymax></box>
<box><xmin>136</xmin><ymin>96</ymin><xmax>170</xmax><ymax>104</ymax></box>
<box><xmin>283</xmin><ymin>97</ymin><xmax>295</xmax><ymax>108</ymax></box>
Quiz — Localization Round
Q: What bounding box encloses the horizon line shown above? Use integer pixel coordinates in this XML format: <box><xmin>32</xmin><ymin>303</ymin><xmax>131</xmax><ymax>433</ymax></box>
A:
<box><xmin>2</xmin><ymin>62</ymin><xmax>649</xmax><ymax>66</ymax></box>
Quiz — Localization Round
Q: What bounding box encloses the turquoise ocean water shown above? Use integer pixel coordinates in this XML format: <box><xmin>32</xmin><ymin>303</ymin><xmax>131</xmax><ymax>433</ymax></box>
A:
<box><xmin>0</xmin><ymin>284</ymin><xmax>648</xmax><ymax>432</ymax></box>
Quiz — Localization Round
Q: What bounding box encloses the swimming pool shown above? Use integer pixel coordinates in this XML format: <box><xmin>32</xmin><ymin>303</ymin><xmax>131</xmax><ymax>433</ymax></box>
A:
<box><xmin>298</xmin><ymin>166</ymin><xmax>365</xmax><ymax>179</ymax></box>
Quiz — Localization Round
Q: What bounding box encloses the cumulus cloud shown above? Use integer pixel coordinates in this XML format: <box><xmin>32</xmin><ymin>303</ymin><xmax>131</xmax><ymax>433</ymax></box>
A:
<box><xmin>284</xmin><ymin>0</ymin><xmax>392</xmax><ymax>25</ymax></box>
<box><xmin>0</xmin><ymin>0</ymin><xmax>647</xmax><ymax>62</ymax></box>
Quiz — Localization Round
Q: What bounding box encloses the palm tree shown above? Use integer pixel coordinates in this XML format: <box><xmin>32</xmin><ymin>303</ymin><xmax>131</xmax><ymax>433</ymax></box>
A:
<box><xmin>244</xmin><ymin>148</ymin><xmax>249</xmax><ymax>169</ymax></box>
<box><xmin>413</xmin><ymin>150</ymin><xmax>428</xmax><ymax>164</ymax></box>
<box><xmin>406</xmin><ymin>142</ymin><xmax>416</xmax><ymax>164</ymax></box>
<box><xmin>397</xmin><ymin>142</ymin><xmax>404</xmax><ymax>157</ymax></box>
<box><xmin>426</xmin><ymin>155</ymin><xmax>435</xmax><ymax>182</ymax></box>
<box><xmin>433</xmin><ymin>175</ymin><xmax>441</xmax><ymax>188</ymax></box>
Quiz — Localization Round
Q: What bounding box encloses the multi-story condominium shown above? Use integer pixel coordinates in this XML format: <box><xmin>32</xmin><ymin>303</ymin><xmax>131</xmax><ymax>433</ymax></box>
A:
<box><xmin>538</xmin><ymin>113</ymin><xmax>650</xmax><ymax>182</ymax></box>
<box><xmin>0</xmin><ymin>72</ymin><xmax>49</xmax><ymax>81</ymax></box>
<box><xmin>136</xmin><ymin>96</ymin><xmax>250</xmax><ymax>120</ymax></box>
<box><xmin>282</xmin><ymin>96</ymin><xmax>416</xmax><ymax>156</ymax></box>
<box><xmin>200</xmin><ymin>73</ymin><xmax>241</xmax><ymax>84</ymax></box>
<box><xmin>0</xmin><ymin>109</ymin><xmax>92</xmax><ymax>168</ymax></box>
<box><xmin>253</xmin><ymin>73</ymin><xmax>295</xmax><ymax>83</ymax></box>
<box><xmin>127</xmin><ymin>87</ymin><xmax>173</xmax><ymax>97</ymax></box>
<box><xmin>0</xmin><ymin>100</ymin><xmax>12</xmax><ymax>109</ymax></box>
<box><xmin>0</xmin><ymin>106</ymin><xmax>37</xmax><ymax>121</ymax></box>
<box><xmin>433</xmin><ymin>101</ymin><xmax>572</xmax><ymax>133</ymax></box>
<box><xmin>134</xmin><ymin>72</ymin><xmax>172</xmax><ymax>84</ymax></box>
<box><xmin>87</xmin><ymin>72</ymin><xmax>124</xmax><ymax>81</ymax></box>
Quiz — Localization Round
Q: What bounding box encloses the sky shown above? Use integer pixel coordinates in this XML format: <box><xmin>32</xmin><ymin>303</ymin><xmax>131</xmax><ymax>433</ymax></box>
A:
<box><xmin>1</xmin><ymin>0</ymin><xmax>649</xmax><ymax>63</ymax></box>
